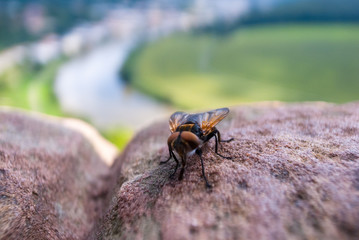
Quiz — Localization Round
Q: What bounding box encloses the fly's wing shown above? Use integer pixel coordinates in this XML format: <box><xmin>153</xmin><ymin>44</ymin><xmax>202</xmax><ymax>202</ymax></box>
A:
<box><xmin>169</xmin><ymin>108</ymin><xmax>230</xmax><ymax>134</ymax></box>
<box><xmin>199</xmin><ymin>108</ymin><xmax>230</xmax><ymax>136</ymax></box>
<box><xmin>169</xmin><ymin>111</ymin><xmax>190</xmax><ymax>133</ymax></box>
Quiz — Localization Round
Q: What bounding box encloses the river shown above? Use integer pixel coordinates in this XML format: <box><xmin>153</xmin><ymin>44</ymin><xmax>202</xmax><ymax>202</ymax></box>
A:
<box><xmin>54</xmin><ymin>40</ymin><xmax>172</xmax><ymax>130</ymax></box>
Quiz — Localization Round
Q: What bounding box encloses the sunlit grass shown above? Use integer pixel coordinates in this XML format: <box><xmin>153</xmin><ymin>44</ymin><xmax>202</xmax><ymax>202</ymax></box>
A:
<box><xmin>100</xmin><ymin>127</ymin><xmax>133</xmax><ymax>150</ymax></box>
<box><xmin>125</xmin><ymin>24</ymin><xmax>359</xmax><ymax>109</ymax></box>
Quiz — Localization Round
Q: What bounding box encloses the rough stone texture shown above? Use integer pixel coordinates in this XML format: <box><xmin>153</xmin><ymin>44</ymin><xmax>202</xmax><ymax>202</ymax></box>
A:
<box><xmin>95</xmin><ymin>102</ymin><xmax>359</xmax><ymax>240</ymax></box>
<box><xmin>0</xmin><ymin>109</ymin><xmax>110</xmax><ymax>240</ymax></box>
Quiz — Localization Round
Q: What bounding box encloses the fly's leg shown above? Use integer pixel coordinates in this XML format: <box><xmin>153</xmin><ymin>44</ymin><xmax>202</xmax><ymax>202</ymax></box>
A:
<box><xmin>179</xmin><ymin>155</ymin><xmax>187</xmax><ymax>180</ymax></box>
<box><xmin>169</xmin><ymin>153</ymin><xmax>179</xmax><ymax>179</ymax></box>
<box><xmin>221</xmin><ymin>138</ymin><xmax>234</xmax><ymax>142</ymax></box>
<box><xmin>216</xmin><ymin>129</ymin><xmax>234</xmax><ymax>143</ymax></box>
<box><xmin>160</xmin><ymin>146</ymin><xmax>173</xmax><ymax>164</ymax></box>
<box><xmin>196</xmin><ymin>148</ymin><xmax>212</xmax><ymax>188</ymax></box>
<box><xmin>160</xmin><ymin>146</ymin><xmax>179</xmax><ymax>179</ymax></box>
<box><xmin>214</xmin><ymin>131</ymin><xmax>232</xmax><ymax>159</ymax></box>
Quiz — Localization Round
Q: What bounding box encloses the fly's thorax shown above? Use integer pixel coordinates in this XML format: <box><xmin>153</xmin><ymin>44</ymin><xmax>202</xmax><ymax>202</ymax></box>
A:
<box><xmin>176</xmin><ymin>124</ymin><xmax>194</xmax><ymax>132</ymax></box>
<box><xmin>168</xmin><ymin>131</ymin><xmax>202</xmax><ymax>157</ymax></box>
<box><xmin>176</xmin><ymin>122</ymin><xmax>203</xmax><ymax>138</ymax></box>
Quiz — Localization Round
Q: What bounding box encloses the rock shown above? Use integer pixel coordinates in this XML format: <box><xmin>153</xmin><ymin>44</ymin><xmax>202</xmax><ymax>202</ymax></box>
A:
<box><xmin>94</xmin><ymin>102</ymin><xmax>359</xmax><ymax>240</ymax></box>
<box><xmin>0</xmin><ymin>108</ymin><xmax>111</xmax><ymax>240</ymax></box>
<box><xmin>2</xmin><ymin>103</ymin><xmax>359</xmax><ymax>240</ymax></box>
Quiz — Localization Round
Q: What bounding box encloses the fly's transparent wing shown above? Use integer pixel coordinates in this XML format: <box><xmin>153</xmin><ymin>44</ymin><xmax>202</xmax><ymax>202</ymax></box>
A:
<box><xmin>169</xmin><ymin>108</ymin><xmax>229</xmax><ymax>134</ymax></box>
<box><xmin>169</xmin><ymin>112</ymin><xmax>190</xmax><ymax>133</ymax></box>
<box><xmin>199</xmin><ymin>108</ymin><xmax>229</xmax><ymax>135</ymax></box>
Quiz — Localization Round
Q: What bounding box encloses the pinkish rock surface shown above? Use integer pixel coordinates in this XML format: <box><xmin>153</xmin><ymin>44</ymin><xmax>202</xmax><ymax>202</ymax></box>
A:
<box><xmin>1</xmin><ymin>103</ymin><xmax>359</xmax><ymax>240</ymax></box>
<box><xmin>94</xmin><ymin>102</ymin><xmax>359</xmax><ymax>240</ymax></box>
<box><xmin>0</xmin><ymin>109</ymin><xmax>110</xmax><ymax>240</ymax></box>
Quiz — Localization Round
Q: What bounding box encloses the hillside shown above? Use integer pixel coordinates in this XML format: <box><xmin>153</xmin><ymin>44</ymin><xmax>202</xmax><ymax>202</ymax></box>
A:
<box><xmin>122</xmin><ymin>24</ymin><xmax>359</xmax><ymax>109</ymax></box>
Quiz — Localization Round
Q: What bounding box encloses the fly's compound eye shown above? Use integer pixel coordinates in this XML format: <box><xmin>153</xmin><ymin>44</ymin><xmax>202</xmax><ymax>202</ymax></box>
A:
<box><xmin>179</xmin><ymin>131</ymin><xmax>201</xmax><ymax>150</ymax></box>
<box><xmin>168</xmin><ymin>132</ymin><xmax>180</xmax><ymax>146</ymax></box>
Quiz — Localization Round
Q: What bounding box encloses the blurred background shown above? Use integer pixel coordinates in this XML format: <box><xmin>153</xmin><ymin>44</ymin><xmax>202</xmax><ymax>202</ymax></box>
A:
<box><xmin>1</xmin><ymin>0</ymin><xmax>358</xmax><ymax>149</ymax></box>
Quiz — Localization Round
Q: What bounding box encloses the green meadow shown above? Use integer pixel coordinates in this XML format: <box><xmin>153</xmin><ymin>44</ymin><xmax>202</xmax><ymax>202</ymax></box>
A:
<box><xmin>0</xmin><ymin>60</ymin><xmax>64</xmax><ymax>116</ymax></box>
<box><xmin>123</xmin><ymin>24</ymin><xmax>359</xmax><ymax>109</ymax></box>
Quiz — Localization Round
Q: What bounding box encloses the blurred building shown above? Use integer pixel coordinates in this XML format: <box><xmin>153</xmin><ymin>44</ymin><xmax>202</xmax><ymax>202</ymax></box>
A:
<box><xmin>30</xmin><ymin>34</ymin><xmax>61</xmax><ymax>64</ymax></box>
